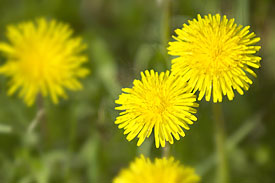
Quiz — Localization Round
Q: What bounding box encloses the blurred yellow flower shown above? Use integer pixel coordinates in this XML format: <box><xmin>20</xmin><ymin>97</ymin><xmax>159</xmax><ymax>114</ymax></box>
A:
<box><xmin>115</xmin><ymin>70</ymin><xmax>198</xmax><ymax>148</ymax></box>
<box><xmin>168</xmin><ymin>14</ymin><xmax>261</xmax><ymax>102</ymax></box>
<box><xmin>113</xmin><ymin>155</ymin><xmax>200</xmax><ymax>183</ymax></box>
<box><xmin>0</xmin><ymin>18</ymin><xmax>89</xmax><ymax>106</ymax></box>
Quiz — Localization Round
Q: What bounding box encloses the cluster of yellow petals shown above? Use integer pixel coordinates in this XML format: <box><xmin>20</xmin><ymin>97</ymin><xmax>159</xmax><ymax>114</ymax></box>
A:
<box><xmin>113</xmin><ymin>155</ymin><xmax>200</xmax><ymax>183</ymax></box>
<box><xmin>115</xmin><ymin>70</ymin><xmax>198</xmax><ymax>148</ymax></box>
<box><xmin>0</xmin><ymin>18</ymin><xmax>89</xmax><ymax>106</ymax></box>
<box><xmin>168</xmin><ymin>14</ymin><xmax>261</xmax><ymax>102</ymax></box>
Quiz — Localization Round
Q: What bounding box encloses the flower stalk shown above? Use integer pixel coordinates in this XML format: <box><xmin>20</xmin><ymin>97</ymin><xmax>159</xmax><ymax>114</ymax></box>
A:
<box><xmin>212</xmin><ymin>103</ymin><xmax>229</xmax><ymax>183</ymax></box>
<box><xmin>27</xmin><ymin>94</ymin><xmax>45</xmax><ymax>134</ymax></box>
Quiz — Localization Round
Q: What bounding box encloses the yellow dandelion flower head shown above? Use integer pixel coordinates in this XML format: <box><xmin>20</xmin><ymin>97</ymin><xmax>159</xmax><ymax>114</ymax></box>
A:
<box><xmin>168</xmin><ymin>14</ymin><xmax>261</xmax><ymax>102</ymax></box>
<box><xmin>0</xmin><ymin>18</ymin><xmax>89</xmax><ymax>106</ymax></box>
<box><xmin>115</xmin><ymin>70</ymin><xmax>198</xmax><ymax>148</ymax></box>
<box><xmin>113</xmin><ymin>155</ymin><xmax>201</xmax><ymax>183</ymax></box>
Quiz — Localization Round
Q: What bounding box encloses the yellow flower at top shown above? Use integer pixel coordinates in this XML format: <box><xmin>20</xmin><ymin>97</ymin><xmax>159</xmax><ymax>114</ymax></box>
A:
<box><xmin>168</xmin><ymin>14</ymin><xmax>261</xmax><ymax>102</ymax></box>
<box><xmin>115</xmin><ymin>70</ymin><xmax>198</xmax><ymax>148</ymax></box>
<box><xmin>113</xmin><ymin>155</ymin><xmax>201</xmax><ymax>183</ymax></box>
<box><xmin>0</xmin><ymin>18</ymin><xmax>89</xmax><ymax>106</ymax></box>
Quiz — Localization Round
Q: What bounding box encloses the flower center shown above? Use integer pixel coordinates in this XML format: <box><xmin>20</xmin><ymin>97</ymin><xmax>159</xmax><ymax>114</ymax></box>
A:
<box><xmin>144</xmin><ymin>90</ymin><xmax>170</xmax><ymax>115</ymax></box>
<box><xmin>193</xmin><ymin>32</ymin><xmax>238</xmax><ymax>76</ymax></box>
<box><xmin>18</xmin><ymin>40</ymin><xmax>55</xmax><ymax>82</ymax></box>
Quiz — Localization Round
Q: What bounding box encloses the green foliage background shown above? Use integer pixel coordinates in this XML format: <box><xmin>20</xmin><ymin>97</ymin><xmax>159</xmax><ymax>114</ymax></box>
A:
<box><xmin>0</xmin><ymin>0</ymin><xmax>274</xmax><ymax>182</ymax></box>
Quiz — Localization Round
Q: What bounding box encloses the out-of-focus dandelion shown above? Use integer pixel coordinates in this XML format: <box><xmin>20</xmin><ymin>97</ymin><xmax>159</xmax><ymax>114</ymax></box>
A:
<box><xmin>113</xmin><ymin>155</ymin><xmax>201</xmax><ymax>183</ymax></box>
<box><xmin>0</xmin><ymin>18</ymin><xmax>89</xmax><ymax>106</ymax></box>
<box><xmin>115</xmin><ymin>70</ymin><xmax>198</xmax><ymax>148</ymax></box>
<box><xmin>168</xmin><ymin>14</ymin><xmax>261</xmax><ymax>102</ymax></box>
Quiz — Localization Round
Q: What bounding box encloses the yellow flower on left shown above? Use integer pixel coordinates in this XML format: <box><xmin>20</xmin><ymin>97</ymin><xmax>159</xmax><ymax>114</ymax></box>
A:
<box><xmin>0</xmin><ymin>18</ymin><xmax>89</xmax><ymax>106</ymax></box>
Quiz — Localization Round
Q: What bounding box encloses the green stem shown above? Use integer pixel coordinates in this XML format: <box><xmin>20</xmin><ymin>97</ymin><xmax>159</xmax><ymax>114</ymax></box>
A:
<box><xmin>69</xmin><ymin>113</ymin><xmax>77</xmax><ymax>151</ymax></box>
<box><xmin>212</xmin><ymin>103</ymin><xmax>229</xmax><ymax>183</ymax></box>
<box><xmin>159</xmin><ymin>0</ymin><xmax>171</xmax><ymax>68</ymax></box>
<box><xmin>159</xmin><ymin>0</ymin><xmax>171</xmax><ymax>158</ymax></box>
<box><xmin>162</xmin><ymin>144</ymin><xmax>170</xmax><ymax>157</ymax></box>
<box><xmin>137</xmin><ymin>137</ymin><xmax>153</xmax><ymax>157</ymax></box>
<box><xmin>27</xmin><ymin>94</ymin><xmax>45</xmax><ymax>134</ymax></box>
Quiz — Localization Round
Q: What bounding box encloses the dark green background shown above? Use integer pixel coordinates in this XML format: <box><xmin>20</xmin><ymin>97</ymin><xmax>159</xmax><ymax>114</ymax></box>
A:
<box><xmin>0</xmin><ymin>0</ymin><xmax>274</xmax><ymax>182</ymax></box>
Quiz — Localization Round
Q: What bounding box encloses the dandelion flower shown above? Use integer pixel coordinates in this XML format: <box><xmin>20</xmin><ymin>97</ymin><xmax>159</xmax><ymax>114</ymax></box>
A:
<box><xmin>113</xmin><ymin>155</ymin><xmax>201</xmax><ymax>183</ymax></box>
<box><xmin>168</xmin><ymin>14</ymin><xmax>261</xmax><ymax>102</ymax></box>
<box><xmin>0</xmin><ymin>18</ymin><xmax>89</xmax><ymax>106</ymax></box>
<box><xmin>115</xmin><ymin>70</ymin><xmax>198</xmax><ymax>148</ymax></box>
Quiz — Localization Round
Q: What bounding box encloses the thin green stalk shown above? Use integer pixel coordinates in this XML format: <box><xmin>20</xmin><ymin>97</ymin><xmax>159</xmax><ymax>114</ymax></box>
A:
<box><xmin>162</xmin><ymin>144</ymin><xmax>170</xmax><ymax>157</ymax></box>
<box><xmin>161</xmin><ymin>0</ymin><xmax>171</xmax><ymax>45</ymax></box>
<box><xmin>160</xmin><ymin>0</ymin><xmax>171</xmax><ymax>158</ymax></box>
<box><xmin>27</xmin><ymin>94</ymin><xmax>45</xmax><ymax>134</ymax></box>
<box><xmin>69</xmin><ymin>112</ymin><xmax>77</xmax><ymax>151</ymax></box>
<box><xmin>212</xmin><ymin>103</ymin><xmax>229</xmax><ymax>183</ymax></box>
<box><xmin>159</xmin><ymin>0</ymin><xmax>171</xmax><ymax>68</ymax></box>
<box><xmin>137</xmin><ymin>137</ymin><xmax>153</xmax><ymax>157</ymax></box>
